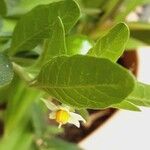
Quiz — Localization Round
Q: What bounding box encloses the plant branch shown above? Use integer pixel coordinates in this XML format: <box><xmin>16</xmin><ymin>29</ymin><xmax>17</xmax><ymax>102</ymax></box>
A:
<box><xmin>12</xmin><ymin>62</ymin><xmax>34</xmax><ymax>83</ymax></box>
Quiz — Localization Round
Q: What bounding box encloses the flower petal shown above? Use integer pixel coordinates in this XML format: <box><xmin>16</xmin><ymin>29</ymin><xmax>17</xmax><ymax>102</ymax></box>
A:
<box><xmin>49</xmin><ymin>112</ymin><xmax>56</xmax><ymax>119</ymax></box>
<box><xmin>70</xmin><ymin>112</ymin><xmax>86</xmax><ymax>123</ymax></box>
<box><xmin>68</xmin><ymin>117</ymin><xmax>80</xmax><ymax>128</ymax></box>
<box><xmin>58</xmin><ymin>106</ymin><xmax>69</xmax><ymax>112</ymax></box>
<box><xmin>61</xmin><ymin>104</ymin><xmax>75</xmax><ymax>112</ymax></box>
<box><xmin>41</xmin><ymin>98</ymin><xmax>58</xmax><ymax>111</ymax></box>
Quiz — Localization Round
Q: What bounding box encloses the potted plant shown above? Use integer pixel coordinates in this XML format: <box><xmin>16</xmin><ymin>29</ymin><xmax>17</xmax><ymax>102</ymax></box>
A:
<box><xmin>0</xmin><ymin>0</ymin><xmax>150</xmax><ymax>149</ymax></box>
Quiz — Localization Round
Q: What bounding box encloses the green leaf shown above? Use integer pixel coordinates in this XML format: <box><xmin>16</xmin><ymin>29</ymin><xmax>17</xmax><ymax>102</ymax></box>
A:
<box><xmin>131</xmin><ymin>30</ymin><xmax>150</xmax><ymax>45</ymax></box>
<box><xmin>66</xmin><ymin>34</ymin><xmax>93</xmax><ymax>55</ymax></box>
<box><xmin>0</xmin><ymin>123</ymin><xmax>32</xmax><ymax>150</ymax></box>
<box><xmin>0</xmin><ymin>18</ymin><xmax>16</xmax><ymax>37</ymax></box>
<box><xmin>112</xmin><ymin>100</ymin><xmax>141</xmax><ymax>111</ymax></box>
<box><xmin>0</xmin><ymin>0</ymin><xmax>7</xmax><ymax>16</ymax></box>
<box><xmin>34</xmin><ymin>55</ymin><xmax>135</xmax><ymax>109</ymax></box>
<box><xmin>36</xmin><ymin>17</ymin><xmax>67</xmax><ymax>66</ymax></box>
<box><xmin>0</xmin><ymin>40</ymin><xmax>11</xmax><ymax>53</ymax></box>
<box><xmin>42</xmin><ymin>137</ymin><xmax>82</xmax><ymax>150</ymax></box>
<box><xmin>9</xmin><ymin>0</ymin><xmax>80</xmax><ymax>55</ymax></box>
<box><xmin>38</xmin><ymin>32</ymin><xmax>94</xmax><ymax>66</ymax></box>
<box><xmin>126</xmin><ymin>82</ymin><xmax>150</xmax><ymax>107</ymax></box>
<box><xmin>5</xmin><ymin>0</ymin><xmax>61</xmax><ymax>16</ymax></box>
<box><xmin>5</xmin><ymin>75</ymin><xmax>42</xmax><ymax>134</ymax></box>
<box><xmin>88</xmin><ymin>23</ymin><xmax>129</xmax><ymax>62</ymax></box>
<box><xmin>129</xmin><ymin>22</ymin><xmax>150</xmax><ymax>45</ymax></box>
<box><xmin>126</xmin><ymin>37</ymin><xmax>146</xmax><ymax>50</ymax></box>
<box><xmin>129</xmin><ymin>22</ymin><xmax>150</xmax><ymax>30</ymax></box>
<box><xmin>31</xmin><ymin>102</ymin><xmax>63</xmax><ymax>137</ymax></box>
<box><xmin>31</xmin><ymin>103</ymin><xmax>47</xmax><ymax>137</ymax></box>
<box><xmin>0</xmin><ymin>84</ymin><xmax>10</xmax><ymax>102</ymax></box>
<box><xmin>99</xmin><ymin>0</ymin><xmax>120</xmax><ymax>23</ymax></box>
<box><xmin>13</xmin><ymin>133</ymin><xmax>33</xmax><ymax>150</ymax></box>
<box><xmin>0</xmin><ymin>53</ymin><xmax>14</xmax><ymax>87</ymax></box>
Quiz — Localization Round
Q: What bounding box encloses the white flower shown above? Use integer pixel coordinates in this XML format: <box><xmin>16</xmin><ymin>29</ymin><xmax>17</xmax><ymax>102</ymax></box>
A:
<box><xmin>41</xmin><ymin>98</ymin><xmax>86</xmax><ymax>128</ymax></box>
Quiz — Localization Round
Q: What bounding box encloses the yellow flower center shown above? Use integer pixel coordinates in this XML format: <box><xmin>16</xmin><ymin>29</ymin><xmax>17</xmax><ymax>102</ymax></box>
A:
<box><xmin>56</xmin><ymin>110</ymin><xmax>70</xmax><ymax>124</ymax></box>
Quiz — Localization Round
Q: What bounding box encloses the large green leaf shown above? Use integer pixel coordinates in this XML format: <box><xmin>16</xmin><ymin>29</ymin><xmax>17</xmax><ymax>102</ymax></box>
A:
<box><xmin>0</xmin><ymin>53</ymin><xmax>14</xmax><ymax>87</ymax></box>
<box><xmin>9</xmin><ymin>0</ymin><xmax>80</xmax><ymax>55</ymax></box>
<box><xmin>88</xmin><ymin>23</ymin><xmax>129</xmax><ymax>62</ymax></box>
<box><xmin>5</xmin><ymin>0</ymin><xmax>61</xmax><ymax>16</ymax></box>
<box><xmin>36</xmin><ymin>17</ymin><xmax>66</xmax><ymax>66</ymax></box>
<box><xmin>35</xmin><ymin>20</ymin><xmax>93</xmax><ymax>68</ymax></box>
<box><xmin>126</xmin><ymin>82</ymin><xmax>150</xmax><ymax>107</ymax></box>
<box><xmin>34</xmin><ymin>55</ymin><xmax>135</xmax><ymax>109</ymax></box>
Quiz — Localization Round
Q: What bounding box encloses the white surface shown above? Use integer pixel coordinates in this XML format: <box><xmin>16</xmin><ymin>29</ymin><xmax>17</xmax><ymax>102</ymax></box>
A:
<box><xmin>79</xmin><ymin>47</ymin><xmax>150</xmax><ymax>150</ymax></box>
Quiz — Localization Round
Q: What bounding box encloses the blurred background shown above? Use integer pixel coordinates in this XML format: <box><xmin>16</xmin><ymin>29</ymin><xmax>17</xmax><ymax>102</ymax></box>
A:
<box><xmin>0</xmin><ymin>0</ymin><xmax>150</xmax><ymax>150</ymax></box>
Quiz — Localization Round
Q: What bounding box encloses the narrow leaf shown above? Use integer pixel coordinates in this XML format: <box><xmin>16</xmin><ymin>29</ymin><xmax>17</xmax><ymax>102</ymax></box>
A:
<box><xmin>34</xmin><ymin>55</ymin><xmax>135</xmax><ymax>109</ymax></box>
<box><xmin>126</xmin><ymin>82</ymin><xmax>150</xmax><ymax>107</ymax></box>
<box><xmin>112</xmin><ymin>100</ymin><xmax>141</xmax><ymax>111</ymax></box>
<box><xmin>126</xmin><ymin>37</ymin><xmax>146</xmax><ymax>50</ymax></box>
<box><xmin>98</xmin><ymin>0</ymin><xmax>120</xmax><ymax>23</ymax></box>
<box><xmin>0</xmin><ymin>53</ymin><xmax>14</xmax><ymax>87</ymax></box>
<box><xmin>0</xmin><ymin>125</ymin><xmax>32</xmax><ymax>150</ymax></box>
<box><xmin>88</xmin><ymin>23</ymin><xmax>129</xmax><ymax>62</ymax></box>
<box><xmin>37</xmin><ymin>17</ymin><xmax>66</xmax><ymax>66</ymax></box>
<box><xmin>5</xmin><ymin>76</ymin><xmax>42</xmax><ymax>133</ymax></box>
<box><xmin>0</xmin><ymin>0</ymin><xmax>6</xmax><ymax>16</ymax></box>
<box><xmin>44</xmin><ymin>137</ymin><xmax>82</xmax><ymax>150</ymax></box>
<box><xmin>9</xmin><ymin>0</ymin><xmax>80</xmax><ymax>55</ymax></box>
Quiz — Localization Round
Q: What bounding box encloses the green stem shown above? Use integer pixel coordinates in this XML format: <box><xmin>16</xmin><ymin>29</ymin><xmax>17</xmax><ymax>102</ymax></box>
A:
<box><xmin>12</xmin><ymin>62</ymin><xmax>34</xmax><ymax>83</ymax></box>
